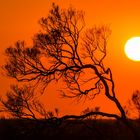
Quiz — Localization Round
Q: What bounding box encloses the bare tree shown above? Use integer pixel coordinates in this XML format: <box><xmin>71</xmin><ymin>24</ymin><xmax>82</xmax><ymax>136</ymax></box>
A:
<box><xmin>2</xmin><ymin>3</ymin><xmax>138</xmax><ymax>138</ymax></box>
<box><xmin>131</xmin><ymin>90</ymin><xmax>140</xmax><ymax>119</ymax></box>
<box><xmin>125</xmin><ymin>90</ymin><xmax>140</xmax><ymax>119</ymax></box>
<box><xmin>0</xmin><ymin>85</ymin><xmax>59</xmax><ymax>120</ymax></box>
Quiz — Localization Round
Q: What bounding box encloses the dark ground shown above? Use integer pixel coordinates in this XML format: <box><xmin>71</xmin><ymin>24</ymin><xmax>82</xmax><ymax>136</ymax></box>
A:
<box><xmin>0</xmin><ymin>118</ymin><xmax>139</xmax><ymax>140</ymax></box>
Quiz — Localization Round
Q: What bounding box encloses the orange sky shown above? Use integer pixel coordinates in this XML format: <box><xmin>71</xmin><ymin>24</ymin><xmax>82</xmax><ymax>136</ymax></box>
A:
<box><xmin>1</xmin><ymin>0</ymin><xmax>140</xmax><ymax>116</ymax></box>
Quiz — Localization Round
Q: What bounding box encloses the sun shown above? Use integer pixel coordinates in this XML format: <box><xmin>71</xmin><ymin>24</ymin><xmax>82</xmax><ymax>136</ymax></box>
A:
<box><xmin>124</xmin><ymin>37</ymin><xmax>140</xmax><ymax>61</ymax></box>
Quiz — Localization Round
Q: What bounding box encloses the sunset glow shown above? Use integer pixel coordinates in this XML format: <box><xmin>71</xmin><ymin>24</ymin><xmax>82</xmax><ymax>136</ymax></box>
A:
<box><xmin>1</xmin><ymin>0</ymin><xmax>140</xmax><ymax>117</ymax></box>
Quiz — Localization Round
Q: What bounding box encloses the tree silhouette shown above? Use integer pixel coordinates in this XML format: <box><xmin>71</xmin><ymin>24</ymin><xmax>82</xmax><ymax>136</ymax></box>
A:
<box><xmin>125</xmin><ymin>90</ymin><xmax>140</xmax><ymax>119</ymax></box>
<box><xmin>2</xmin><ymin>3</ymin><xmax>138</xmax><ymax>139</ymax></box>
<box><xmin>0</xmin><ymin>85</ymin><xmax>59</xmax><ymax>120</ymax></box>
<box><xmin>132</xmin><ymin>90</ymin><xmax>140</xmax><ymax>119</ymax></box>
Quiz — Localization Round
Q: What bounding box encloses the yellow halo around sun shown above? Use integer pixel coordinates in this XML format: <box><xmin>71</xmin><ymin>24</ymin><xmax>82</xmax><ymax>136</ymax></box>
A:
<box><xmin>124</xmin><ymin>37</ymin><xmax>140</xmax><ymax>61</ymax></box>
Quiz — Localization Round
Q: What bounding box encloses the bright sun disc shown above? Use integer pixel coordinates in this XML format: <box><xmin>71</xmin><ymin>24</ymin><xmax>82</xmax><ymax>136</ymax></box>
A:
<box><xmin>124</xmin><ymin>37</ymin><xmax>140</xmax><ymax>61</ymax></box>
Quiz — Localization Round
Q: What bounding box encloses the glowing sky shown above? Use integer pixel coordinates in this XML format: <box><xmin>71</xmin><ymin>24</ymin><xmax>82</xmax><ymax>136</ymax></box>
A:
<box><xmin>1</xmin><ymin>0</ymin><xmax>140</xmax><ymax>116</ymax></box>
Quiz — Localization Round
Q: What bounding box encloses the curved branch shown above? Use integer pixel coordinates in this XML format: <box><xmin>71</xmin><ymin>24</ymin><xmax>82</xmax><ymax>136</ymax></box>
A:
<box><xmin>60</xmin><ymin>111</ymin><xmax>121</xmax><ymax>121</ymax></box>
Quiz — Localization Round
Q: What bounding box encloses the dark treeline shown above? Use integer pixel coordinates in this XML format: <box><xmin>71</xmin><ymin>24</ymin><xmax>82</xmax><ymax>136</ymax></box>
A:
<box><xmin>0</xmin><ymin>119</ymin><xmax>140</xmax><ymax>140</ymax></box>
